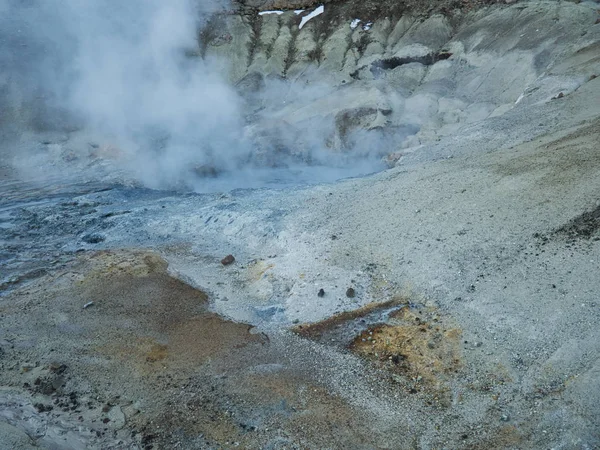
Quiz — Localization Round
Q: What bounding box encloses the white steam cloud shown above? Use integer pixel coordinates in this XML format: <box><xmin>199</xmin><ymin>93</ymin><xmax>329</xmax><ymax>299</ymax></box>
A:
<box><xmin>1</xmin><ymin>0</ymin><xmax>250</xmax><ymax>189</ymax></box>
<box><xmin>0</xmin><ymin>0</ymin><xmax>395</xmax><ymax>192</ymax></box>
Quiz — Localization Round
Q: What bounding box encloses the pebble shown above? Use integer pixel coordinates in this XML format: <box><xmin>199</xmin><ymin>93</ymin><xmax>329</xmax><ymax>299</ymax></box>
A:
<box><xmin>221</xmin><ymin>255</ymin><xmax>235</xmax><ymax>265</ymax></box>
<box><xmin>500</xmin><ymin>414</ymin><xmax>510</xmax><ymax>422</ymax></box>
<box><xmin>108</xmin><ymin>406</ymin><xmax>126</xmax><ymax>429</ymax></box>
<box><xmin>82</xmin><ymin>233</ymin><xmax>105</xmax><ymax>244</ymax></box>
<box><xmin>346</xmin><ymin>287</ymin><xmax>356</xmax><ymax>298</ymax></box>
<box><xmin>318</xmin><ymin>288</ymin><xmax>325</xmax><ymax>297</ymax></box>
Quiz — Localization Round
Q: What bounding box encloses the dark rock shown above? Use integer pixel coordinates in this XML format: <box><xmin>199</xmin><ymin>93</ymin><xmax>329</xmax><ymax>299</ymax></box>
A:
<box><xmin>391</xmin><ymin>354</ymin><xmax>405</xmax><ymax>364</ymax></box>
<box><xmin>221</xmin><ymin>254</ymin><xmax>235</xmax><ymax>265</ymax></box>
<box><xmin>346</xmin><ymin>287</ymin><xmax>356</xmax><ymax>298</ymax></box>
<box><xmin>34</xmin><ymin>403</ymin><xmax>53</xmax><ymax>413</ymax></box>
<box><xmin>82</xmin><ymin>233</ymin><xmax>105</xmax><ymax>244</ymax></box>
<box><xmin>48</xmin><ymin>363</ymin><xmax>67</xmax><ymax>374</ymax></box>
<box><xmin>318</xmin><ymin>288</ymin><xmax>325</xmax><ymax>297</ymax></box>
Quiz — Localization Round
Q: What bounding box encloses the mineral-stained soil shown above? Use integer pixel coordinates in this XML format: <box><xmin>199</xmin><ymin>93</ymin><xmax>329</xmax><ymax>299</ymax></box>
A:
<box><xmin>2</xmin><ymin>250</ymin><xmax>467</xmax><ymax>449</ymax></box>
<box><xmin>0</xmin><ymin>248</ymin><xmax>575</xmax><ymax>449</ymax></box>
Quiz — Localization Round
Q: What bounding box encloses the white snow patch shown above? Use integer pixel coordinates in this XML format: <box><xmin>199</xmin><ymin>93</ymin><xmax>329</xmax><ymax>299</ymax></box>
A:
<box><xmin>259</xmin><ymin>10</ymin><xmax>284</xmax><ymax>15</ymax></box>
<box><xmin>299</xmin><ymin>5</ymin><xmax>324</xmax><ymax>29</ymax></box>
<box><xmin>294</xmin><ymin>9</ymin><xmax>305</xmax><ymax>15</ymax></box>
<box><xmin>350</xmin><ymin>19</ymin><xmax>361</xmax><ymax>29</ymax></box>
<box><xmin>515</xmin><ymin>93</ymin><xmax>525</xmax><ymax>105</ymax></box>
<box><xmin>363</xmin><ymin>22</ymin><xmax>373</xmax><ymax>31</ymax></box>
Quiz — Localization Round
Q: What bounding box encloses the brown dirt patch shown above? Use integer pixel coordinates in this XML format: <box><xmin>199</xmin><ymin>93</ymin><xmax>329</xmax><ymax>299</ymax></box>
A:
<box><xmin>74</xmin><ymin>250</ymin><xmax>265</xmax><ymax>376</ymax></box>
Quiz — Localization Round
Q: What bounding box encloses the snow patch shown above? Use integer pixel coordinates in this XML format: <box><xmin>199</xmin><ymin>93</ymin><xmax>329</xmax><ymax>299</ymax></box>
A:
<box><xmin>299</xmin><ymin>5</ymin><xmax>324</xmax><ymax>30</ymax></box>
<box><xmin>350</xmin><ymin>19</ymin><xmax>361</xmax><ymax>29</ymax></box>
<box><xmin>259</xmin><ymin>10</ymin><xmax>284</xmax><ymax>16</ymax></box>
<box><xmin>363</xmin><ymin>22</ymin><xmax>373</xmax><ymax>31</ymax></box>
<box><xmin>515</xmin><ymin>93</ymin><xmax>524</xmax><ymax>105</ymax></box>
<box><xmin>294</xmin><ymin>10</ymin><xmax>305</xmax><ymax>15</ymax></box>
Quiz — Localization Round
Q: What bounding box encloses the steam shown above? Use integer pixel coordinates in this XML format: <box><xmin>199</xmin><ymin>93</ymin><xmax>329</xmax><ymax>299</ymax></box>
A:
<box><xmin>0</xmin><ymin>0</ymin><xmax>397</xmax><ymax>192</ymax></box>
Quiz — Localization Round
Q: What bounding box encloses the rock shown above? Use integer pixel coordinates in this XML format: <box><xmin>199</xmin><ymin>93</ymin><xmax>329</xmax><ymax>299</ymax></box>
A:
<box><xmin>82</xmin><ymin>233</ymin><xmax>105</xmax><ymax>244</ymax></box>
<box><xmin>318</xmin><ymin>288</ymin><xmax>325</xmax><ymax>297</ymax></box>
<box><xmin>346</xmin><ymin>287</ymin><xmax>356</xmax><ymax>298</ymax></box>
<box><xmin>107</xmin><ymin>406</ymin><xmax>126</xmax><ymax>429</ymax></box>
<box><xmin>34</xmin><ymin>403</ymin><xmax>53</xmax><ymax>413</ymax></box>
<box><xmin>221</xmin><ymin>254</ymin><xmax>236</xmax><ymax>265</ymax></box>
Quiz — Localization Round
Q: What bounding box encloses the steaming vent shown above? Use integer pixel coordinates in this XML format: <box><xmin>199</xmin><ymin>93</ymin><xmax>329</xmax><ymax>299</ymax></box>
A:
<box><xmin>1</xmin><ymin>0</ymin><xmax>592</xmax><ymax>193</ymax></box>
<box><xmin>0</xmin><ymin>1</ymin><xmax>406</xmax><ymax>193</ymax></box>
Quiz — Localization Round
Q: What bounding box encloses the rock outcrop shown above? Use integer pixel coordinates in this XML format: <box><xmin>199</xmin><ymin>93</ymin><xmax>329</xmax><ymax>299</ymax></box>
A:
<box><xmin>202</xmin><ymin>0</ymin><xmax>600</xmax><ymax>162</ymax></box>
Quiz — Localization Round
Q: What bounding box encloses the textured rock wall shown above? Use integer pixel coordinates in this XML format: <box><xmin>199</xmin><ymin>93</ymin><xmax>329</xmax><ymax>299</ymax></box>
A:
<box><xmin>201</xmin><ymin>1</ymin><xmax>600</xmax><ymax>159</ymax></box>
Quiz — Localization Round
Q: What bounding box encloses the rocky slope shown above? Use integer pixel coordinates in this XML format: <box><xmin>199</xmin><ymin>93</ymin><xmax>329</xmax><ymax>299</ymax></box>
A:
<box><xmin>203</xmin><ymin>0</ymin><xmax>599</xmax><ymax>164</ymax></box>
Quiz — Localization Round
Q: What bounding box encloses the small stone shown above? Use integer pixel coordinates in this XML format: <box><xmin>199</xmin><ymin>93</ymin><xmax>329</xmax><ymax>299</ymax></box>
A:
<box><xmin>391</xmin><ymin>355</ymin><xmax>404</xmax><ymax>364</ymax></box>
<box><xmin>34</xmin><ymin>403</ymin><xmax>53</xmax><ymax>413</ymax></box>
<box><xmin>500</xmin><ymin>414</ymin><xmax>510</xmax><ymax>422</ymax></box>
<box><xmin>48</xmin><ymin>363</ymin><xmax>67</xmax><ymax>373</ymax></box>
<box><xmin>346</xmin><ymin>287</ymin><xmax>356</xmax><ymax>298</ymax></box>
<box><xmin>108</xmin><ymin>406</ymin><xmax>126</xmax><ymax>429</ymax></box>
<box><xmin>317</xmin><ymin>288</ymin><xmax>325</xmax><ymax>297</ymax></box>
<box><xmin>221</xmin><ymin>255</ymin><xmax>235</xmax><ymax>266</ymax></box>
<box><xmin>82</xmin><ymin>233</ymin><xmax>105</xmax><ymax>244</ymax></box>
<box><xmin>474</xmin><ymin>342</ymin><xmax>483</xmax><ymax>347</ymax></box>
